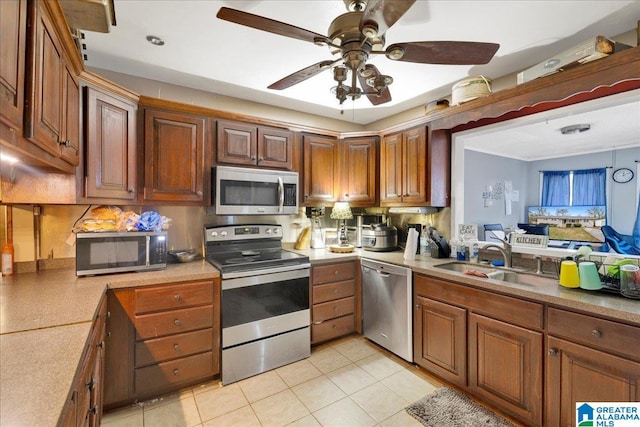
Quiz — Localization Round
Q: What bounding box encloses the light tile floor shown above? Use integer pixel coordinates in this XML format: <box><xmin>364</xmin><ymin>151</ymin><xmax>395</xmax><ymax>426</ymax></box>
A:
<box><xmin>101</xmin><ymin>335</ymin><xmax>444</xmax><ymax>427</ymax></box>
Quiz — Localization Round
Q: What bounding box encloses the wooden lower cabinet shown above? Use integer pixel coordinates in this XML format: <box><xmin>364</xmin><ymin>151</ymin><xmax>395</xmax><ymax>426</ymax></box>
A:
<box><xmin>413</xmin><ymin>295</ymin><xmax>466</xmax><ymax>387</ymax></box>
<box><xmin>311</xmin><ymin>261</ymin><xmax>358</xmax><ymax>344</ymax></box>
<box><xmin>59</xmin><ymin>294</ymin><xmax>107</xmax><ymax>427</ymax></box>
<box><xmin>545</xmin><ymin>307</ymin><xmax>640</xmax><ymax>426</ymax></box>
<box><xmin>413</xmin><ymin>274</ymin><xmax>543</xmax><ymax>426</ymax></box>
<box><xmin>469</xmin><ymin>313</ymin><xmax>543</xmax><ymax>425</ymax></box>
<box><xmin>103</xmin><ymin>279</ymin><xmax>220</xmax><ymax>409</ymax></box>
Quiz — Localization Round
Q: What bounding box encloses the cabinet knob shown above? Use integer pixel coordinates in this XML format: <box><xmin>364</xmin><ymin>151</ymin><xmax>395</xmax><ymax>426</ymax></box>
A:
<box><xmin>174</xmin><ymin>294</ymin><xmax>182</xmax><ymax>301</ymax></box>
<box><xmin>415</xmin><ymin>304</ymin><xmax>420</xmax><ymax>310</ymax></box>
<box><xmin>592</xmin><ymin>329</ymin><xmax>602</xmax><ymax>338</ymax></box>
<box><xmin>333</xmin><ymin>306</ymin><xmax>338</xmax><ymax>311</ymax></box>
<box><xmin>332</xmin><ymin>324</ymin><xmax>337</xmax><ymax>329</ymax></box>
<box><xmin>548</xmin><ymin>348</ymin><xmax>559</xmax><ymax>356</ymax></box>
<box><xmin>334</xmin><ymin>270</ymin><xmax>339</xmax><ymax>276</ymax></box>
<box><xmin>128</xmin><ymin>187</ymin><xmax>135</xmax><ymax>193</ymax></box>
<box><xmin>173</xmin><ymin>369</ymin><xmax>180</xmax><ymax>376</ymax></box>
<box><xmin>59</xmin><ymin>140</ymin><xmax>71</xmax><ymax>147</ymax></box>
<box><xmin>89</xmin><ymin>405</ymin><xmax>98</xmax><ymax>415</ymax></box>
<box><xmin>197</xmin><ymin>191</ymin><xmax>203</xmax><ymax>196</ymax></box>
<box><xmin>174</xmin><ymin>319</ymin><xmax>182</xmax><ymax>327</ymax></box>
<box><xmin>174</xmin><ymin>344</ymin><xmax>180</xmax><ymax>352</ymax></box>
<box><xmin>97</xmin><ymin>341</ymin><xmax>105</xmax><ymax>349</ymax></box>
<box><xmin>251</xmin><ymin>156</ymin><xmax>257</xmax><ymax>161</ymax></box>
<box><xmin>344</xmin><ymin>194</ymin><xmax>349</xmax><ymax>198</ymax></box>
<box><xmin>86</xmin><ymin>376</ymin><xmax>96</xmax><ymax>390</ymax></box>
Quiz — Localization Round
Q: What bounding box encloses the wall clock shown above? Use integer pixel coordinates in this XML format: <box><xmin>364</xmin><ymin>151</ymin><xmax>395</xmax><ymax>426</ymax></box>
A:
<box><xmin>612</xmin><ymin>167</ymin><xmax>634</xmax><ymax>183</ymax></box>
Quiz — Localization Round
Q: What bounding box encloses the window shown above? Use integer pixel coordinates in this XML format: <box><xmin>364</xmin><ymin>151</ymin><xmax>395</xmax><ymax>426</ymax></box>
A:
<box><xmin>541</xmin><ymin>168</ymin><xmax>606</xmax><ymax>206</ymax></box>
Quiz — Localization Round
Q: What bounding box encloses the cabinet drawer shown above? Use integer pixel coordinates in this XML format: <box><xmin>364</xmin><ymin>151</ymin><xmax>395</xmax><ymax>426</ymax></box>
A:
<box><xmin>547</xmin><ymin>307</ymin><xmax>640</xmax><ymax>360</ymax></box>
<box><xmin>135</xmin><ymin>328</ymin><xmax>213</xmax><ymax>368</ymax></box>
<box><xmin>313</xmin><ymin>296</ymin><xmax>355</xmax><ymax>322</ymax></box>
<box><xmin>313</xmin><ymin>280</ymin><xmax>355</xmax><ymax>304</ymax></box>
<box><xmin>134</xmin><ymin>351</ymin><xmax>213</xmax><ymax>397</ymax></box>
<box><xmin>135</xmin><ymin>305</ymin><xmax>213</xmax><ymax>340</ymax></box>
<box><xmin>312</xmin><ymin>314</ymin><xmax>355</xmax><ymax>343</ymax></box>
<box><xmin>312</xmin><ymin>262</ymin><xmax>356</xmax><ymax>285</ymax></box>
<box><xmin>135</xmin><ymin>281</ymin><xmax>213</xmax><ymax>314</ymax></box>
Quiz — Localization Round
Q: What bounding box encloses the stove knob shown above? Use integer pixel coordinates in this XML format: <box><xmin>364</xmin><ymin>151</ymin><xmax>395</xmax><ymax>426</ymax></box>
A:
<box><xmin>265</xmin><ymin>228</ymin><xmax>272</xmax><ymax>234</ymax></box>
<box><xmin>210</xmin><ymin>231</ymin><xmax>218</xmax><ymax>237</ymax></box>
<box><xmin>272</xmin><ymin>228</ymin><xmax>280</xmax><ymax>234</ymax></box>
<box><xmin>220</xmin><ymin>231</ymin><xmax>228</xmax><ymax>236</ymax></box>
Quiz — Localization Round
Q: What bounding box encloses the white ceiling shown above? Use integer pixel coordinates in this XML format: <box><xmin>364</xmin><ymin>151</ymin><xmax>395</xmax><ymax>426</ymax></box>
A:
<box><xmin>459</xmin><ymin>89</ymin><xmax>640</xmax><ymax>161</ymax></box>
<box><xmin>81</xmin><ymin>0</ymin><xmax>640</xmax><ymax>126</ymax></box>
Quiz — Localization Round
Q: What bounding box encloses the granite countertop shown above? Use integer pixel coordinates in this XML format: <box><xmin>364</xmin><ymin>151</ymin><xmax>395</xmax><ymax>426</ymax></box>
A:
<box><xmin>291</xmin><ymin>246</ymin><xmax>640</xmax><ymax>324</ymax></box>
<box><xmin>0</xmin><ymin>260</ymin><xmax>219</xmax><ymax>427</ymax></box>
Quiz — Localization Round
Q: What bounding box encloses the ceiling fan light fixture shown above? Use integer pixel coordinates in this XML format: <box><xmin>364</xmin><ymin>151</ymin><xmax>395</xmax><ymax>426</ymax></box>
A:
<box><xmin>366</xmin><ymin>75</ymin><xmax>393</xmax><ymax>90</ymax></box>
<box><xmin>145</xmin><ymin>35</ymin><xmax>164</xmax><ymax>46</ymax></box>
<box><xmin>560</xmin><ymin>124</ymin><xmax>591</xmax><ymax>135</ymax></box>
<box><xmin>386</xmin><ymin>47</ymin><xmax>404</xmax><ymax>60</ymax></box>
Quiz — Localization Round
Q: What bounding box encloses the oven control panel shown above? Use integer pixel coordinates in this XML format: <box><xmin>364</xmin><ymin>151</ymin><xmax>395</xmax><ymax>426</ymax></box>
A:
<box><xmin>205</xmin><ymin>224</ymin><xmax>282</xmax><ymax>242</ymax></box>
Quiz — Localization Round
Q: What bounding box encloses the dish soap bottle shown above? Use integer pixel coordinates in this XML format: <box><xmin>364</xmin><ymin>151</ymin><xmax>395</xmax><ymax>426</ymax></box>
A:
<box><xmin>470</xmin><ymin>243</ymin><xmax>479</xmax><ymax>263</ymax></box>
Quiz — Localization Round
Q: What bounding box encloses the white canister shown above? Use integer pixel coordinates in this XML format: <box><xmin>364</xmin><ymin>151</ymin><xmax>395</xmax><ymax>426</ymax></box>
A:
<box><xmin>451</xmin><ymin>76</ymin><xmax>492</xmax><ymax>106</ymax></box>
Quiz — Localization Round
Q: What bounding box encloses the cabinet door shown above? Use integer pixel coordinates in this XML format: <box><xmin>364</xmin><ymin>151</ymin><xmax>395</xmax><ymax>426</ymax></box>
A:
<box><xmin>546</xmin><ymin>336</ymin><xmax>640</xmax><ymax>427</ymax></box>
<box><xmin>25</xmin><ymin>1</ymin><xmax>64</xmax><ymax>158</ymax></box>
<box><xmin>59</xmin><ymin>63</ymin><xmax>79</xmax><ymax>166</ymax></box>
<box><xmin>341</xmin><ymin>137</ymin><xmax>377</xmax><ymax>206</ymax></box>
<box><xmin>303</xmin><ymin>134</ymin><xmax>339</xmax><ymax>205</ymax></box>
<box><xmin>380</xmin><ymin>133</ymin><xmax>403</xmax><ymax>204</ymax></box>
<box><xmin>217</xmin><ymin>120</ymin><xmax>257</xmax><ymax>166</ymax></box>
<box><xmin>402</xmin><ymin>126</ymin><xmax>427</xmax><ymax>204</ymax></box>
<box><xmin>258</xmin><ymin>126</ymin><xmax>293</xmax><ymax>169</ymax></box>
<box><xmin>428</xmin><ymin>129</ymin><xmax>450</xmax><ymax>207</ymax></box>
<box><xmin>143</xmin><ymin>109</ymin><xmax>205</xmax><ymax>203</ymax></box>
<box><xmin>469</xmin><ymin>313</ymin><xmax>543</xmax><ymax>426</ymax></box>
<box><xmin>84</xmin><ymin>86</ymin><xmax>137</xmax><ymax>200</ymax></box>
<box><xmin>414</xmin><ymin>295</ymin><xmax>467</xmax><ymax>387</ymax></box>
<box><xmin>0</xmin><ymin>0</ymin><xmax>26</xmax><ymax>130</ymax></box>
<box><xmin>104</xmin><ymin>289</ymin><xmax>135</xmax><ymax>409</ymax></box>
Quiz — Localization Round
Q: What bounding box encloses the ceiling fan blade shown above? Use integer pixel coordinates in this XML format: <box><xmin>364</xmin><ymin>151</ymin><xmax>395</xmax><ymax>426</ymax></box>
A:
<box><xmin>360</xmin><ymin>0</ymin><xmax>416</xmax><ymax>37</ymax></box>
<box><xmin>386</xmin><ymin>41</ymin><xmax>500</xmax><ymax>65</ymax></box>
<box><xmin>268</xmin><ymin>59</ymin><xmax>340</xmax><ymax>90</ymax></box>
<box><xmin>217</xmin><ymin>7</ymin><xmax>331</xmax><ymax>44</ymax></box>
<box><xmin>357</xmin><ymin>64</ymin><xmax>392</xmax><ymax>106</ymax></box>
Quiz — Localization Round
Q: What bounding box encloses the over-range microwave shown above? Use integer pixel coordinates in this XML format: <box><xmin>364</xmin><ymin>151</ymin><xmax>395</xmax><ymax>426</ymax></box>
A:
<box><xmin>210</xmin><ymin>166</ymin><xmax>298</xmax><ymax>215</ymax></box>
<box><xmin>76</xmin><ymin>231</ymin><xmax>167</xmax><ymax>276</ymax></box>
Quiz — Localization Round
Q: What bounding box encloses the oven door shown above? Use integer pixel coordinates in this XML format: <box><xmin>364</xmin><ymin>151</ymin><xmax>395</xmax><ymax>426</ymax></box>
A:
<box><xmin>212</xmin><ymin>166</ymin><xmax>298</xmax><ymax>215</ymax></box>
<box><xmin>222</xmin><ymin>267</ymin><xmax>310</xmax><ymax>348</ymax></box>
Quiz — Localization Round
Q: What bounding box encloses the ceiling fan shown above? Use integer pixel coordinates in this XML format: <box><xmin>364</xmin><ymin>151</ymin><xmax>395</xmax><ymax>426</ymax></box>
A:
<box><xmin>217</xmin><ymin>0</ymin><xmax>500</xmax><ymax>106</ymax></box>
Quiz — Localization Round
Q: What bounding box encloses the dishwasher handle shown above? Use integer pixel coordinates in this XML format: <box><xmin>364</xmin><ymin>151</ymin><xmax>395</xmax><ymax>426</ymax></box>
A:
<box><xmin>374</xmin><ymin>269</ymin><xmax>391</xmax><ymax>277</ymax></box>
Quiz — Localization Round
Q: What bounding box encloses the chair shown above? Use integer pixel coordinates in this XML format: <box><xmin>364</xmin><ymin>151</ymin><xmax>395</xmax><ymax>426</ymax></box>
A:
<box><xmin>517</xmin><ymin>223</ymin><xmax>549</xmax><ymax>236</ymax></box>
<box><xmin>601</xmin><ymin>225</ymin><xmax>640</xmax><ymax>255</ymax></box>
<box><xmin>484</xmin><ymin>224</ymin><xmax>505</xmax><ymax>242</ymax></box>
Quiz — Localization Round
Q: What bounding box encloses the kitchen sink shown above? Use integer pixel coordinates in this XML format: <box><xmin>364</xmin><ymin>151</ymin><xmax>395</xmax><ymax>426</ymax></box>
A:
<box><xmin>434</xmin><ymin>261</ymin><xmax>558</xmax><ymax>288</ymax></box>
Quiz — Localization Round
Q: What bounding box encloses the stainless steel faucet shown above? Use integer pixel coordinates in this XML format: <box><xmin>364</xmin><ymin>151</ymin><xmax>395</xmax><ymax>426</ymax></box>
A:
<box><xmin>483</xmin><ymin>237</ymin><xmax>512</xmax><ymax>268</ymax></box>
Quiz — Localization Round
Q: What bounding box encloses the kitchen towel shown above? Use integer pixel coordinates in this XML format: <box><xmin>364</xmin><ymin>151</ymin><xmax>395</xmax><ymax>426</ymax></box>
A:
<box><xmin>404</xmin><ymin>228</ymin><xmax>419</xmax><ymax>261</ymax></box>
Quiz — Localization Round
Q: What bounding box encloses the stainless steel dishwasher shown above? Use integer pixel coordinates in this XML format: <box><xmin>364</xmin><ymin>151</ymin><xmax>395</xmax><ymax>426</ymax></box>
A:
<box><xmin>361</xmin><ymin>259</ymin><xmax>412</xmax><ymax>362</ymax></box>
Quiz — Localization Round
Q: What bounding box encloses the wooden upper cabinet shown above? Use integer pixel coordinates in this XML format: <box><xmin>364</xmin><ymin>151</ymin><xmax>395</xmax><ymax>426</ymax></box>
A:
<box><xmin>381</xmin><ymin>126</ymin><xmax>427</xmax><ymax>206</ymax></box>
<box><xmin>83</xmin><ymin>85</ymin><xmax>137</xmax><ymax>200</ymax></box>
<box><xmin>59</xmin><ymin>63</ymin><xmax>79</xmax><ymax>166</ymax></box>
<box><xmin>217</xmin><ymin>120</ymin><xmax>293</xmax><ymax>170</ymax></box>
<box><xmin>428</xmin><ymin>129</ymin><xmax>451</xmax><ymax>207</ymax></box>
<box><xmin>22</xmin><ymin>0</ymin><xmax>80</xmax><ymax>169</ymax></box>
<box><xmin>0</xmin><ymin>0</ymin><xmax>27</xmax><ymax>131</ymax></box>
<box><xmin>341</xmin><ymin>137</ymin><xmax>378</xmax><ymax>206</ymax></box>
<box><xmin>143</xmin><ymin>108</ymin><xmax>207</xmax><ymax>204</ymax></box>
<box><xmin>302</xmin><ymin>134</ymin><xmax>340</xmax><ymax>206</ymax></box>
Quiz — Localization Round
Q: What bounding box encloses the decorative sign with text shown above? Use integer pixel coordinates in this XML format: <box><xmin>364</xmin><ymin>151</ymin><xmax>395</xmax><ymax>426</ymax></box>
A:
<box><xmin>511</xmin><ymin>234</ymin><xmax>548</xmax><ymax>248</ymax></box>
<box><xmin>458</xmin><ymin>224</ymin><xmax>478</xmax><ymax>242</ymax></box>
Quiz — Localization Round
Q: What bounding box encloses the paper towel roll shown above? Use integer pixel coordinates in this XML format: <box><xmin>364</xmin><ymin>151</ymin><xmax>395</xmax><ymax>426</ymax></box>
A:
<box><xmin>404</xmin><ymin>228</ymin><xmax>419</xmax><ymax>261</ymax></box>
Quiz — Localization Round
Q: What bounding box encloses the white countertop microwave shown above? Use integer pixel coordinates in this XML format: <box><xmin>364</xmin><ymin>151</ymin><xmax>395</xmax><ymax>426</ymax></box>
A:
<box><xmin>210</xmin><ymin>166</ymin><xmax>299</xmax><ymax>215</ymax></box>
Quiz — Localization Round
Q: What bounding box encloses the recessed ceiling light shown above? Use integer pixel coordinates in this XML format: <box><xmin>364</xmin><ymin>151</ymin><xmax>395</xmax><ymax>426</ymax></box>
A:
<box><xmin>560</xmin><ymin>124</ymin><xmax>590</xmax><ymax>135</ymax></box>
<box><xmin>146</xmin><ymin>35</ymin><xmax>164</xmax><ymax>46</ymax></box>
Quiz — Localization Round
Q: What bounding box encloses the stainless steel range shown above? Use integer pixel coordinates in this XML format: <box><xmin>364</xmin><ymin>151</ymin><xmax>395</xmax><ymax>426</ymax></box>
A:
<box><xmin>204</xmin><ymin>224</ymin><xmax>311</xmax><ymax>384</ymax></box>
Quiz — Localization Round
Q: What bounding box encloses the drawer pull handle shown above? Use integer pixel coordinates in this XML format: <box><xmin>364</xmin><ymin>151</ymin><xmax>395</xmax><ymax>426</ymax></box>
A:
<box><xmin>174</xmin><ymin>294</ymin><xmax>182</xmax><ymax>301</ymax></box>
<box><xmin>174</xmin><ymin>344</ymin><xmax>180</xmax><ymax>351</ymax></box>
<box><xmin>334</xmin><ymin>271</ymin><xmax>339</xmax><ymax>275</ymax></box>
<box><xmin>174</xmin><ymin>319</ymin><xmax>182</xmax><ymax>327</ymax></box>
<box><xmin>313</xmin><ymin>321</ymin><xmax>323</xmax><ymax>325</ymax></box>
<box><xmin>592</xmin><ymin>329</ymin><xmax>602</xmax><ymax>338</ymax></box>
<box><xmin>173</xmin><ymin>369</ymin><xmax>180</xmax><ymax>376</ymax></box>
<box><xmin>549</xmin><ymin>348</ymin><xmax>559</xmax><ymax>356</ymax></box>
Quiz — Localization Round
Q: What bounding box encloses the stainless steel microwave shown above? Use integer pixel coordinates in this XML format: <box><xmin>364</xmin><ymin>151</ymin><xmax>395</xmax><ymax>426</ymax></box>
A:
<box><xmin>211</xmin><ymin>166</ymin><xmax>299</xmax><ymax>215</ymax></box>
<box><xmin>76</xmin><ymin>231</ymin><xmax>167</xmax><ymax>276</ymax></box>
